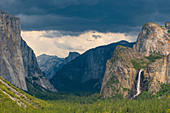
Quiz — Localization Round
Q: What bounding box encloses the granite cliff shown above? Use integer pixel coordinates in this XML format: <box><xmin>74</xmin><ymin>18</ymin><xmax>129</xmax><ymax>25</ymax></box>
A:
<box><xmin>133</xmin><ymin>22</ymin><xmax>170</xmax><ymax>56</ymax></box>
<box><xmin>0</xmin><ymin>10</ymin><xmax>56</xmax><ymax>92</ymax></box>
<box><xmin>101</xmin><ymin>22</ymin><xmax>170</xmax><ymax>98</ymax></box>
<box><xmin>37</xmin><ymin>52</ymin><xmax>80</xmax><ymax>79</ymax></box>
<box><xmin>100</xmin><ymin>46</ymin><xmax>147</xmax><ymax>98</ymax></box>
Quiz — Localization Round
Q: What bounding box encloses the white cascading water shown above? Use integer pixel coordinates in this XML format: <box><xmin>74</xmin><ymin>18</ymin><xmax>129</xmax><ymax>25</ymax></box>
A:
<box><xmin>133</xmin><ymin>69</ymin><xmax>143</xmax><ymax>98</ymax></box>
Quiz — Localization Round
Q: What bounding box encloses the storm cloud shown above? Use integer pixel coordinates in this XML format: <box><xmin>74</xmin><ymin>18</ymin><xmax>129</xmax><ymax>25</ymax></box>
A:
<box><xmin>1</xmin><ymin>0</ymin><xmax>169</xmax><ymax>33</ymax></box>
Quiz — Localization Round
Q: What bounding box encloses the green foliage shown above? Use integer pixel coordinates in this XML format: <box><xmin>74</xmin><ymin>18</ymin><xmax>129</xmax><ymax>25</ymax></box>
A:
<box><xmin>0</xmin><ymin>76</ymin><xmax>170</xmax><ymax>113</ymax></box>
<box><xmin>1</xmin><ymin>93</ymin><xmax>169</xmax><ymax>113</ymax></box>
<box><xmin>138</xmin><ymin>91</ymin><xmax>155</xmax><ymax>100</ymax></box>
<box><xmin>1</xmin><ymin>84</ymin><xmax>170</xmax><ymax>113</ymax></box>
<box><xmin>0</xmin><ymin>76</ymin><xmax>21</xmax><ymax>92</ymax></box>
<box><xmin>131</xmin><ymin>59</ymin><xmax>149</xmax><ymax>70</ymax></box>
<box><xmin>26</xmin><ymin>80</ymin><xmax>99</xmax><ymax>101</ymax></box>
<box><xmin>131</xmin><ymin>53</ymin><xmax>164</xmax><ymax>70</ymax></box>
<box><xmin>0</xmin><ymin>76</ymin><xmax>48</xmax><ymax>110</ymax></box>
<box><xmin>168</xmin><ymin>29</ymin><xmax>170</xmax><ymax>33</ymax></box>
<box><xmin>106</xmin><ymin>74</ymin><xmax>119</xmax><ymax>86</ymax></box>
<box><xmin>123</xmin><ymin>88</ymin><xmax>129</xmax><ymax>92</ymax></box>
<box><xmin>156</xmin><ymin>84</ymin><xmax>170</xmax><ymax>98</ymax></box>
<box><xmin>145</xmin><ymin>54</ymin><xmax>164</xmax><ymax>62</ymax></box>
<box><xmin>0</xmin><ymin>91</ymin><xmax>28</xmax><ymax>113</ymax></box>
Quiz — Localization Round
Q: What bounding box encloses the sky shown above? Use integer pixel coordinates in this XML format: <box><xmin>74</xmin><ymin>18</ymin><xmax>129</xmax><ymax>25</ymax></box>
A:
<box><xmin>1</xmin><ymin>0</ymin><xmax>170</xmax><ymax>57</ymax></box>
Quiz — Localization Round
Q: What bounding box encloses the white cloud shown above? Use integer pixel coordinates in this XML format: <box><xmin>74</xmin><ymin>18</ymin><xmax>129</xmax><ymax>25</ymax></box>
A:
<box><xmin>21</xmin><ymin>30</ymin><xmax>137</xmax><ymax>58</ymax></box>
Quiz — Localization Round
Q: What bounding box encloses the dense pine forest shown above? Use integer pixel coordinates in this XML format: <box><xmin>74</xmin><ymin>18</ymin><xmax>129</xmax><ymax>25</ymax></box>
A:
<box><xmin>0</xmin><ymin>77</ymin><xmax>169</xmax><ymax>113</ymax></box>
<box><xmin>0</xmin><ymin>92</ymin><xmax>169</xmax><ymax>113</ymax></box>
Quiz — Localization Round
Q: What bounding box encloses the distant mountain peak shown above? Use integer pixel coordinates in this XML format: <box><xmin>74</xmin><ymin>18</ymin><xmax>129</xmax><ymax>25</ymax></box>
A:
<box><xmin>68</xmin><ymin>52</ymin><xmax>80</xmax><ymax>56</ymax></box>
<box><xmin>118</xmin><ymin>40</ymin><xmax>130</xmax><ymax>44</ymax></box>
<box><xmin>37</xmin><ymin>52</ymin><xmax>80</xmax><ymax>79</ymax></box>
<box><xmin>38</xmin><ymin>54</ymin><xmax>60</xmax><ymax>58</ymax></box>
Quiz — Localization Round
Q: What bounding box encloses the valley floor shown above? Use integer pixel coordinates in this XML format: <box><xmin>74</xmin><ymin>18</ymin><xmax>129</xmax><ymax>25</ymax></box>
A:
<box><xmin>36</xmin><ymin>98</ymin><xmax>170</xmax><ymax>113</ymax></box>
<box><xmin>0</xmin><ymin>76</ymin><xmax>170</xmax><ymax>113</ymax></box>
<box><xmin>0</xmin><ymin>93</ymin><xmax>169</xmax><ymax>113</ymax></box>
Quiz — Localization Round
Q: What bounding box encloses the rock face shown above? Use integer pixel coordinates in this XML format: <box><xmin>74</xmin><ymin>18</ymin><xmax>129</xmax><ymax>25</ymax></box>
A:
<box><xmin>133</xmin><ymin>23</ymin><xmax>170</xmax><ymax>56</ymax></box>
<box><xmin>37</xmin><ymin>52</ymin><xmax>80</xmax><ymax>79</ymax></box>
<box><xmin>37</xmin><ymin>54</ymin><xmax>64</xmax><ymax>79</ymax></box>
<box><xmin>50</xmin><ymin>41</ymin><xmax>135</xmax><ymax>92</ymax></box>
<box><xmin>0</xmin><ymin>10</ymin><xmax>56</xmax><ymax>92</ymax></box>
<box><xmin>101</xmin><ymin>22</ymin><xmax>170</xmax><ymax>98</ymax></box>
<box><xmin>100</xmin><ymin>46</ymin><xmax>149</xmax><ymax>98</ymax></box>
<box><xmin>63</xmin><ymin>52</ymin><xmax>80</xmax><ymax>64</ymax></box>
<box><xmin>145</xmin><ymin>54</ymin><xmax>170</xmax><ymax>93</ymax></box>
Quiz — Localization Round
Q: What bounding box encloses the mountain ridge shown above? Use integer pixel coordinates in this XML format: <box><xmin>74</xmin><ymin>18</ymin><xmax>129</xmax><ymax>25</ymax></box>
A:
<box><xmin>50</xmin><ymin>40</ymin><xmax>135</xmax><ymax>92</ymax></box>
<box><xmin>37</xmin><ymin>52</ymin><xmax>80</xmax><ymax>79</ymax></box>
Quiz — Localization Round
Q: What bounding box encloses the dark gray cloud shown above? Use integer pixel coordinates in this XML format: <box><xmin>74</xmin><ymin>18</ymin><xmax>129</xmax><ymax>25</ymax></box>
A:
<box><xmin>40</xmin><ymin>31</ymin><xmax>81</xmax><ymax>38</ymax></box>
<box><xmin>1</xmin><ymin>0</ymin><xmax>170</xmax><ymax>33</ymax></box>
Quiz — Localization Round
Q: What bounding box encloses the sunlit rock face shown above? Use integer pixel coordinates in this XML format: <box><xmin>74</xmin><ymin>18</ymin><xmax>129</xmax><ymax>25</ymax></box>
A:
<box><xmin>0</xmin><ymin>10</ymin><xmax>27</xmax><ymax>90</ymax></box>
<box><xmin>0</xmin><ymin>10</ymin><xmax>56</xmax><ymax>92</ymax></box>
<box><xmin>145</xmin><ymin>54</ymin><xmax>170</xmax><ymax>93</ymax></box>
<box><xmin>133</xmin><ymin>22</ymin><xmax>170</xmax><ymax>94</ymax></box>
<box><xmin>133</xmin><ymin>22</ymin><xmax>170</xmax><ymax>56</ymax></box>
<box><xmin>101</xmin><ymin>22</ymin><xmax>170</xmax><ymax>98</ymax></box>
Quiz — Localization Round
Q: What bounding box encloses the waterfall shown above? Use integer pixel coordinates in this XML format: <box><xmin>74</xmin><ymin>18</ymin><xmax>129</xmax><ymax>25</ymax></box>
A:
<box><xmin>133</xmin><ymin>69</ymin><xmax>143</xmax><ymax>98</ymax></box>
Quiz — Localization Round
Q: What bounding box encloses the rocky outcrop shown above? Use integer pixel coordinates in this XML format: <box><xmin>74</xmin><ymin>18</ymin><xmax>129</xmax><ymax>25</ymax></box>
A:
<box><xmin>0</xmin><ymin>10</ymin><xmax>56</xmax><ymax>92</ymax></box>
<box><xmin>50</xmin><ymin>41</ymin><xmax>135</xmax><ymax>92</ymax></box>
<box><xmin>133</xmin><ymin>23</ymin><xmax>170</xmax><ymax>56</ymax></box>
<box><xmin>101</xmin><ymin>22</ymin><xmax>170</xmax><ymax>98</ymax></box>
<box><xmin>37</xmin><ymin>52</ymin><xmax>80</xmax><ymax>79</ymax></box>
